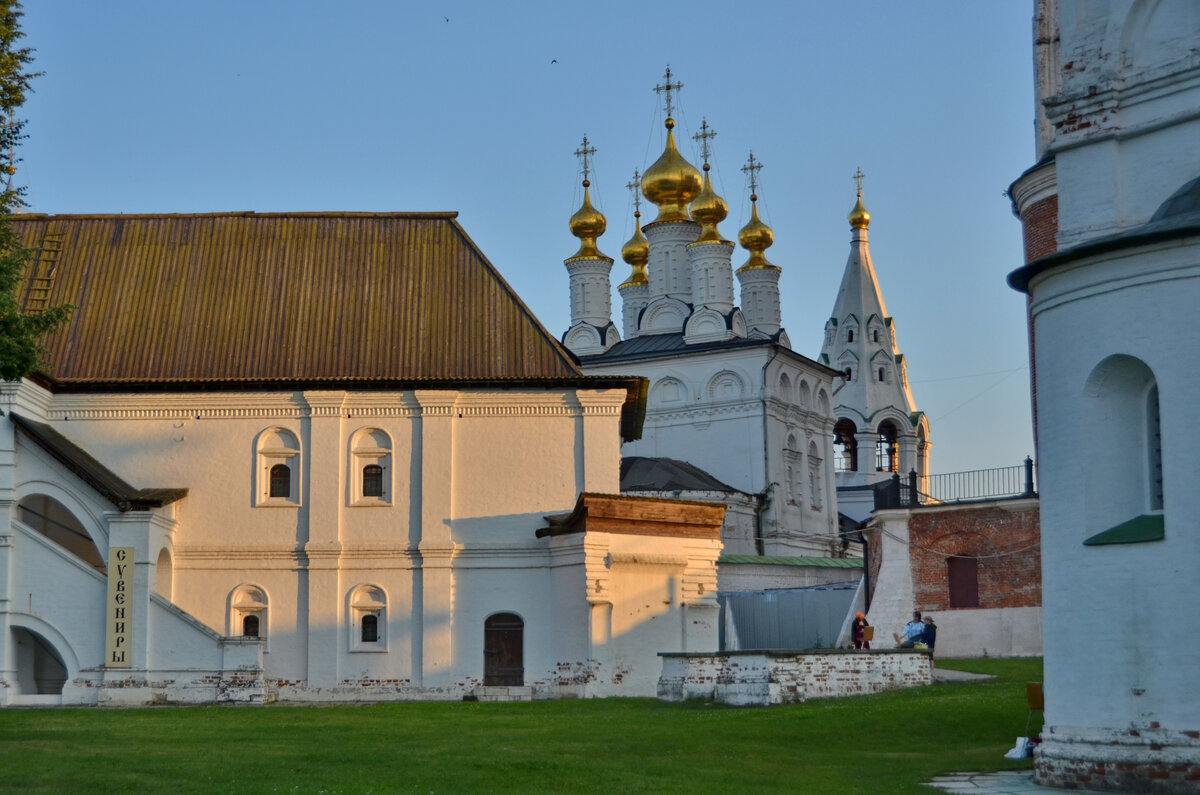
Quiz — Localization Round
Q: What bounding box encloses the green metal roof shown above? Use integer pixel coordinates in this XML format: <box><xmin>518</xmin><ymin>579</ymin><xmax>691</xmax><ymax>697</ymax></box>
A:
<box><xmin>1083</xmin><ymin>514</ymin><xmax>1165</xmax><ymax>546</ymax></box>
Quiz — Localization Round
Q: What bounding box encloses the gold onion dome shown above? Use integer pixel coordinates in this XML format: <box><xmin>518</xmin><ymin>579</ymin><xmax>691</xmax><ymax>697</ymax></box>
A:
<box><xmin>641</xmin><ymin>118</ymin><xmax>703</xmax><ymax>223</ymax></box>
<box><xmin>620</xmin><ymin>211</ymin><xmax>650</xmax><ymax>287</ymax></box>
<box><xmin>567</xmin><ymin>179</ymin><xmax>609</xmax><ymax>260</ymax></box>
<box><xmin>737</xmin><ymin>195</ymin><xmax>778</xmax><ymax>271</ymax></box>
<box><xmin>849</xmin><ymin>193</ymin><xmax>871</xmax><ymax>229</ymax></box>
<box><xmin>689</xmin><ymin>165</ymin><xmax>729</xmax><ymax>243</ymax></box>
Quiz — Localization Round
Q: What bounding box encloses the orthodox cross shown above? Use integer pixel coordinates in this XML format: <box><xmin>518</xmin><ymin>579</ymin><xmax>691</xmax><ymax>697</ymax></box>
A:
<box><xmin>854</xmin><ymin>166</ymin><xmax>865</xmax><ymax>196</ymax></box>
<box><xmin>574</xmin><ymin>135</ymin><xmax>596</xmax><ymax>183</ymax></box>
<box><xmin>626</xmin><ymin>169</ymin><xmax>643</xmax><ymax>216</ymax></box>
<box><xmin>742</xmin><ymin>151</ymin><xmax>763</xmax><ymax>196</ymax></box>
<box><xmin>653</xmin><ymin>66</ymin><xmax>683</xmax><ymax>119</ymax></box>
<box><xmin>693</xmin><ymin>118</ymin><xmax>717</xmax><ymax>167</ymax></box>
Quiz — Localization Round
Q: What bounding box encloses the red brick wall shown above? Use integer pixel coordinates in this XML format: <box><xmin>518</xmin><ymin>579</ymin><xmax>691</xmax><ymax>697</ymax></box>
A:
<box><xmin>909</xmin><ymin>502</ymin><xmax>1041</xmax><ymax>611</ymax></box>
<box><xmin>1021</xmin><ymin>193</ymin><xmax>1058</xmax><ymax>263</ymax></box>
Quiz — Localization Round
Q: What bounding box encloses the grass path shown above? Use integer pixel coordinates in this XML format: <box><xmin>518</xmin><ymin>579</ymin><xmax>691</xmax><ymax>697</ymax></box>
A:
<box><xmin>1</xmin><ymin>658</ymin><xmax>1042</xmax><ymax>793</ymax></box>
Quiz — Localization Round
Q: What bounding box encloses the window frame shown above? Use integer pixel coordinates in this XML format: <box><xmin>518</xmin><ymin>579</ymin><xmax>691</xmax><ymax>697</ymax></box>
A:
<box><xmin>350</xmin><ymin>428</ymin><xmax>394</xmax><ymax>507</ymax></box>
<box><xmin>349</xmin><ymin>585</ymin><xmax>388</xmax><ymax>653</ymax></box>
<box><xmin>256</xmin><ymin>428</ymin><xmax>301</xmax><ymax>508</ymax></box>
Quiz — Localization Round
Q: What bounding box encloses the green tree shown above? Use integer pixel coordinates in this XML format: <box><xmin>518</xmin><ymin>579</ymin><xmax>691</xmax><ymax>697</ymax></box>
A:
<box><xmin>0</xmin><ymin>0</ymin><xmax>70</xmax><ymax>382</ymax></box>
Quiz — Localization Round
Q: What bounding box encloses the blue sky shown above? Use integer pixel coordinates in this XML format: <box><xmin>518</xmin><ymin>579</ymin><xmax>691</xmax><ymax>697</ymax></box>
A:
<box><xmin>18</xmin><ymin>1</ymin><xmax>1037</xmax><ymax>475</ymax></box>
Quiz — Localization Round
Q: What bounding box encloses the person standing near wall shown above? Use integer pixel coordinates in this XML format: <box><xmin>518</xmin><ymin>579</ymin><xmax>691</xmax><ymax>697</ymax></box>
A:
<box><xmin>852</xmin><ymin>613</ymin><xmax>871</xmax><ymax>649</ymax></box>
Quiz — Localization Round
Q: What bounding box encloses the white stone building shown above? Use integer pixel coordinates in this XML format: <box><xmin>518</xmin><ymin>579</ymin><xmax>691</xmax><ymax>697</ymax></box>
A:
<box><xmin>818</xmin><ymin>184</ymin><xmax>931</xmax><ymax>523</ymax></box>
<box><xmin>1008</xmin><ymin>1</ymin><xmax>1200</xmax><ymax>790</ymax></box>
<box><xmin>560</xmin><ymin>97</ymin><xmax>844</xmax><ymax>563</ymax></box>
<box><xmin>1</xmin><ymin>212</ymin><xmax>724</xmax><ymax>706</ymax></box>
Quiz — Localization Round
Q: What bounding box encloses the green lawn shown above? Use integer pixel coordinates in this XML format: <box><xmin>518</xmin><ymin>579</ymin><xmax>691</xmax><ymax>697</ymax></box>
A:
<box><xmin>1</xmin><ymin>658</ymin><xmax>1042</xmax><ymax>794</ymax></box>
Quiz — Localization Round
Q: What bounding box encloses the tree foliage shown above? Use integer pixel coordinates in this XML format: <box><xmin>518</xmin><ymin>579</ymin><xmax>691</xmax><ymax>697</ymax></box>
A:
<box><xmin>0</xmin><ymin>0</ymin><xmax>71</xmax><ymax>382</ymax></box>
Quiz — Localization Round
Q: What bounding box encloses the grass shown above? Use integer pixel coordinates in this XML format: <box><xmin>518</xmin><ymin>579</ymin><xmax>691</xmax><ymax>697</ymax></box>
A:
<box><xmin>0</xmin><ymin>658</ymin><xmax>1043</xmax><ymax>794</ymax></box>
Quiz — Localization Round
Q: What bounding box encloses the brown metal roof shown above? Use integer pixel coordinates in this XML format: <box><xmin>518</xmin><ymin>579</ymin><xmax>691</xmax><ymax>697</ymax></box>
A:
<box><xmin>13</xmin><ymin>212</ymin><xmax>584</xmax><ymax>384</ymax></box>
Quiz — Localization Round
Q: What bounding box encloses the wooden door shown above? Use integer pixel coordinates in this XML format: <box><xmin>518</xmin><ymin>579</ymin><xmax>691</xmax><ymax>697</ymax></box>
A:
<box><xmin>483</xmin><ymin>613</ymin><xmax>524</xmax><ymax>686</ymax></box>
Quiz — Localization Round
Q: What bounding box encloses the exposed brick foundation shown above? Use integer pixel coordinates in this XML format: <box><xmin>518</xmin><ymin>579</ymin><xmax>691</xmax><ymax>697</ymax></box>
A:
<box><xmin>658</xmin><ymin>649</ymin><xmax>931</xmax><ymax>705</ymax></box>
<box><xmin>1035</xmin><ymin>725</ymin><xmax>1200</xmax><ymax>794</ymax></box>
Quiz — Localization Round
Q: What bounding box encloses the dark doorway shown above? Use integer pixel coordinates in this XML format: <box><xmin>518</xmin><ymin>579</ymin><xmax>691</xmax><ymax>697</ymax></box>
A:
<box><xmin>483</xmin><ymin>612</ymin><xmax>524</xmax><ymax>686</ymax></box>
<box><xmin>948</xmin><ymin>556</ymin><xmax>980</xmax><ymax>608</ymax></box>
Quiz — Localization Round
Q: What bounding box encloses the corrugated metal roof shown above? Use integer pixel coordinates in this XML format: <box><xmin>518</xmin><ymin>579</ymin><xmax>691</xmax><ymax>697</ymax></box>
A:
<box><xmin>13</xmin><ymin>212</ymin><xmax>584</xmax><ymax>385</ymax></box>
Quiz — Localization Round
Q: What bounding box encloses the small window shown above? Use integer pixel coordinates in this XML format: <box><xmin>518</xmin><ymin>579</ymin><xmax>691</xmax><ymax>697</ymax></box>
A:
<box><xmin>242</xmin><ymin>614</ymin><xmax>260</xmax><ymax>638</ymax></box>
<box><xmin>878</xmin><ymin>367</ymin><xmax>885</xmax><ymax>382</ymax></box>
<box><xmin>230</xmin><ymin>584</ymin><xmax>268</xmax><ymax>648</ymax></box>
<box><xmin>361</xmin><ymin>614</ymin><xmax>379</xmax><ymax>643</ymax></box>
<box><xmin>873</xmin><ymin>329</ymin><xmax>880</xmax><ymax>343</ymax></box>
<box><xmin>350</xmin><ymin>428</ymin><xmax>394</xmax><ymax>506</ymax></box>
<box><xmin>349</xmin><ymin>585</ymin><xmax>387</xmax><ymax>651</ymax></box>
<box><xmin>256</xmin><ymin>427</ymin><xmax>301</xmax><ymax>506</ymax></box>
<box><xmin>362</xmin><ymin>465</ymin><xmax>384</xmax><ymax>498</ymax></box>
<box><xmin>847</xmin><ymin>329</ymin><xmax>855</xmax><ymax>343</ymax></box>
<box><xmin>844</xmin><ymin>367</ymin><xmax>853</xmax><ymax>381</ymax></box>
<box><xmin>269</xmin><ymin>464</ymin><xmax>291</xmax><ymax>498</ymax></box>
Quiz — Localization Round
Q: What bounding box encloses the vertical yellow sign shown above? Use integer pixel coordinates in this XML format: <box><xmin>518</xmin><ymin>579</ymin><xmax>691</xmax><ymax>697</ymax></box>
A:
<box><xmin>105</xmin><ymin>547</ymin><xmax>133</xmax><ymax>668</ymax></box>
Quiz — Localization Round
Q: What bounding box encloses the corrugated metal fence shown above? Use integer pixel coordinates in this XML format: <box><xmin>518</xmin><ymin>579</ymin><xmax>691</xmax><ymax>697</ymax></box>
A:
<box><xmin>718</xmin><ymin>582</ymin><xmax>859</xmax><ymax>651</ymax></box>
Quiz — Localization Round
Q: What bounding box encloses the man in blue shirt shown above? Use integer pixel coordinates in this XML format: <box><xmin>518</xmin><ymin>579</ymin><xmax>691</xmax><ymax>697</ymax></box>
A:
<box><xmin>894</xmin><ymin>610</ymin><xmax>925</xmax><ymax>647</ymax></box>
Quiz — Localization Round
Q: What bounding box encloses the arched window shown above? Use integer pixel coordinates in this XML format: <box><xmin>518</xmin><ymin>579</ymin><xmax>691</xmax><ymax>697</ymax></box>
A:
<box><xmin>350</xmin><ymin>428</ymin><xmax>393</xmax><ymax>506</ymax></box>
<box><xmin>269</xmin><ymin>464</ymin><xmax>291</xmax><ymax>498</ymax></box>
<box><xmin>873</xmin><ymin>328</ymin><xmax>880</xmax><ymax>343</ymax></box>
<box><xmin>362</xmin><ymin>465</ymin><xmax>384</xmax><ymax>498</ymax></box>
<box><xmin>834</xmin><ymin>419</ymin><xmax>858</xmax><ymax>472</ymax></box>
<box><xmin>1083</xmin><ymin>355</ymin><xmax>1165</xmax><ymax>544</ymax></box>
<box><xmin>847</xmin><ymin>329</ymin><xmax>855</xmax><ymax>343</ymax></box>
<box><xmin>349</xmin><ymin>585</ymin><xmax>387</xmax><ymax>651</ymax></box>
<box><xmin>256</xmin><ymin>428</ymin><xmax>301</xmax><ymax>506</ymax></box>
<box><xmin>229</xmin><ymin>585</ymin><xmax>268</xmax><ymax>646</ymax></box>
<box><xmin>876</xmin><ymin>420</ymin><xmax>899</xmax><ymax>473</ymax></box>
<box><xmin>242</xmin><ymin>614</ymin><xmax>260</xmax><ymax>638</ymax></box>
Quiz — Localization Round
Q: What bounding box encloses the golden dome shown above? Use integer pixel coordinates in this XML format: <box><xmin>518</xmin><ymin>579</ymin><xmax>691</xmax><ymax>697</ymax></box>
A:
<box><xmin>849</xmin><ymin>194</ymin><xmax>871</xmax><ymax>229</ymax></box>
<box><xmin>689</xmin><ymin>165</ymin><xmax>729</xmax><ymax>243</ymax></box>
<box><xmin>567</xmin><ymin>180</ymin><xmax>609</xmax><ymax>261</ymax></box>
<box><xmin>736</xmin><ymin>195</ymin><xmax>778</xmax><ymax>272</ymax></box>
<box><xmin>641</xmin><ymin>118</ymin><xmax>703</xmax><ymax>223</ymax></box>
<box><xmin>620</xmin><ymin>210</ymin><xmax>650</xmax><ymax>288</ymax></box>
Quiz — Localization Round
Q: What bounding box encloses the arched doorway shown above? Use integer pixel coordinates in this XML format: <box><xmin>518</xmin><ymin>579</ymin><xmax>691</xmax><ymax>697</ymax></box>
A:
<box><xmin>483</xmin><ymin>613</ymin><xmax>524</xmax><ymax>686</ymax></box>
<box><xmin>10</xmin><ymin>627</ymin><xmax>68</xmax><ymax>696</ymax></box>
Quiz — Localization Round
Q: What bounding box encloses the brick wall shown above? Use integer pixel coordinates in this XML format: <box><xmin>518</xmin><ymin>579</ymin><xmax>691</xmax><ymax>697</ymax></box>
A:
<box><xmin>909</xmin><ymin>501</ymin><xmax>1041</xmax><ymax>612</ymax></box>
<box><xmin>1021</xmin><ymin>194</ymin><xmax>1058</xmax><ymax>263</ymax></box>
